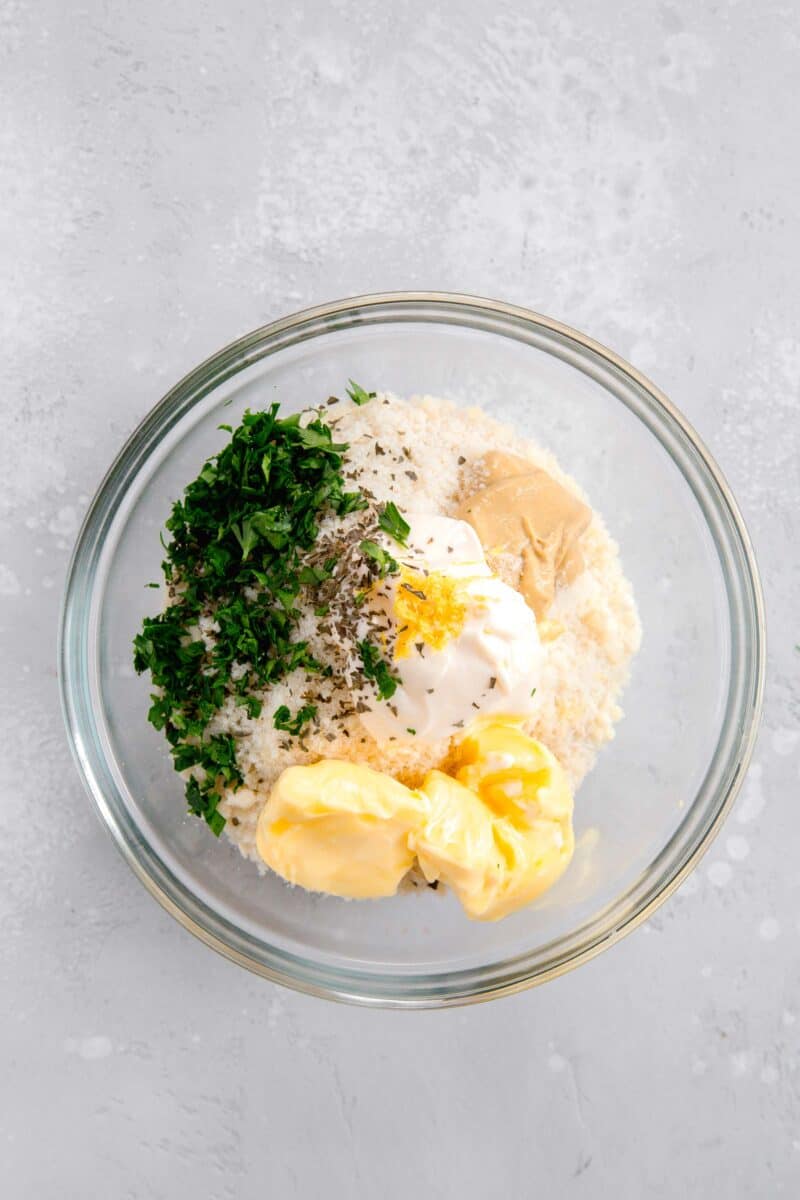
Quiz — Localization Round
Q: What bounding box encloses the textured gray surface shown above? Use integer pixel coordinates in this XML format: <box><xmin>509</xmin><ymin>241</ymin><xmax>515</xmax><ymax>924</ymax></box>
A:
<box><xmin>2</xmin><ymin>1</ymin><xmax>798</xmax><ymax>1196</ymax></box>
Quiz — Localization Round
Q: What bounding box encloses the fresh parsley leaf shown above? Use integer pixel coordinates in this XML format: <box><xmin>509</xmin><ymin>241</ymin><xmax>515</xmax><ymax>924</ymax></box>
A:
<box><xmin>249</xmin><ymin>507</ymin><xmax>292</xmax><ymax>549</ymax></box>
<box><xmin>336</xmin><ymin>490</ymin><xmax>368</xmax><ymax>515</ymax></box>
<box><xmin>174</xmin><ymin>734</ymin><xmax>243</xmax><ymax>835</ymax></box>
<box><xmin>346</xmin><ymin>380</ymin><xmax>375</xmax><ymax>406</ymax></box>
<box><xmin>297</xmin><ymin>424</ymin><xmax>348</xmax><ymax>453</ymax></box>
<box><xmin>273</xmin><ymin>704</ymin><xmax>318</xmax><ymax>736</ymax></box>
<box><xmin>358</xmin><ymin>639</ymin><xmax>398</xmax><ymax>700</ymax></box>
<box><xmin>378</xmin><ymin>501</ymin><xmax>410</xmax><ymax>546</ymax></box>
<box><xmin>359</xmin><ymin>539</ymin><xmax>399</xmax><ymax>577</ymax></box>
<box><xmin>239</xmin><ymin>694</ymin><xmax>263</xmax><ymax>719</ymax></box>
<box><xmin>232</xmin><ymin>516</ymin><xmax>259</xmax><ymax>560</ymax></box>
<box><xmin>298</xmin><ymin>561</ymin><xmax>335</xmax><ymax>586</ymax></box>
<box><xmin>185</xmin><ymin>777</ymin><xmax>227</xmax><ymax>836</ymax></box>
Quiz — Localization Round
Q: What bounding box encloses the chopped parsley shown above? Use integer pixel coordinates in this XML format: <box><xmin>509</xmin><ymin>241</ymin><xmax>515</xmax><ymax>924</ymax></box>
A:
<box><xmin>346</xmin><ymin>379</ymin><xmax>375</xmax><ymax>406</ymax></box>
<box><xmin>133</xmin><ymin>402</ymin><xmax>364</xmax><ymax>834</ymax></box>
<box><xmin>179</xmin><ymin>734</ymin><xmax>240</xmax><ymax>836</ymax></box>
<box><xmin>378</xmin><ymin>501</ymin><xmax>410</xmax><ymax>546</ymax></box>
<box><xmin>298</xmin><ymin>559</ymin><xmax>337</xmax><ymax>586</ymax></box>
<box><xmin>357</xmin><ymin>639</ymin><xmax>399</xmax><ymax>700</ymax></box>
<box><xmin>273</xmin><ymin>704</ymin><xmax>318</xmax><ymax>736</ymax></box>
<box><xmin>359</xmin><ymin>539</ymin><xmax>398</xmax><ymax>578</ymax></box>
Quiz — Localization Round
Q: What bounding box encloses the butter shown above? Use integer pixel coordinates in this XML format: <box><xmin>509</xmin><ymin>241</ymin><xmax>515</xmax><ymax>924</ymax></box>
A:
<box><xmin>413</xmin><ymin>721</ymin><xmax>574</xmax><ymax>921</ymax></box>
<box><xmin>457</xmin><ymin>450</ymin><xmax>591</xmax><ymax>619</ymax></box>
<box><xmin>256</xmin><ymin>721</ymin><xmax>575</xmax><ymax>921</ymax></box>
<box><xmin>410</xmin><ymin>771</ymin><xmax>504</xmax><ymax>916</ymax></box>
<box><xmin>256</xmin><ymin>760</ymin><xmax>427</xmax><ymax>899</ymax></box>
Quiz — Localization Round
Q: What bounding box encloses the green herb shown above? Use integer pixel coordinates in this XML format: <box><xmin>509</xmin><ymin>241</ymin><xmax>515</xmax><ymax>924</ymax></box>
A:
<box><xmin>378</xmin><ymin>501</ymin><xmax>410</xmax><ymax>546</ymax></box>
<box><xmin>133</xmin><ymin>402</ymin><xmax>364</xmax><ymax>833</ymax></box>
<box><xmin>298</xmin><ymin>560</ymin><xmax>336</xmax><ymax>586</ymax></box>
<box><xmin>297</xmin><ymin>425</ymin><xmax>348</xmax><ymax>453</ymax></box>
<box><xmin>359</xmin><ymin>539</ymin><xmax>399</xmax><ymax>578</ymax></box>
<box><xmin>530</xmin><ymin>687</ymin><xmax>537</xmax><ymax>697</ymax></box>
<box><xmin>406</xmin><ymin>728</ymin><xmax>416</xmax><ymax>735</ymax></box>
<box><xmin>358</xmin><ymin>639</ymin><xmax>398</xmax><ymax>700</ymax></box>
<box><xmin>336</xmin><ymin>490</ymin><xmax>369</xmax><ymax>516</ymax></box>
<box><xmin>186</xmin><ymin>778</ymin><xmax>225</xmax><ymax>837</ymax></box>
<box><xmin>239</xmin><ymin>693</ymin><xmax>263</xmax><ymax>719</ymax></box>
<box><xmin>273</xmin><ymin>703</ymin><xmax>318</xmax><ymax>736</ymax></box>
<box><xmin>346</xmin><ymin>380</ymin><xmax>375</xmax><ymax>406</ymax></box>
<box><xmin>145</xmin><ymin>582</ymin><xmax>159</xmax><ymax>589</ymax></box>
<box><xmin>174</xmin><ymin>734</ymin><xmax>241</xmax><ymax>837</ymax></box>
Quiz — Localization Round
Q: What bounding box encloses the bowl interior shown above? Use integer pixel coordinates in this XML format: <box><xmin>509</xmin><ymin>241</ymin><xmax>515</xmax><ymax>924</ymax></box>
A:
<box><xmin>65</xmin><ymin>298</ymin><xmax>762</xmax><ymax>1003</ymax></box>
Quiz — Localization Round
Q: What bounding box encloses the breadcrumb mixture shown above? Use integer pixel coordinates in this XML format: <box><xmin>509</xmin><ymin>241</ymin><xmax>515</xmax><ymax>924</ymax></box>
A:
<box><xmin>213</xmin><ymin>394</ymin><xmax>641</xmax><ymax>862</ymax></box>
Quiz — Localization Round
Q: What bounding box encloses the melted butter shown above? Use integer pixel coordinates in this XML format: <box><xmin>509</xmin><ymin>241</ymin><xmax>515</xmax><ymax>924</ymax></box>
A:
<box><xmin>457</xmin><ymin>450</ymin><xmax>592</xmax><ymax>619</ymax></box>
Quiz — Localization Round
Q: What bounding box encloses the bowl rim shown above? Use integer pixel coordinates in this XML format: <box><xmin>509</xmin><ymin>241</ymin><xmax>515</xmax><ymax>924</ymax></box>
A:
<box><xmin>59</xmin><ymin>290</ymin><xmax>766</xmax><ymax>1007</ymax></box>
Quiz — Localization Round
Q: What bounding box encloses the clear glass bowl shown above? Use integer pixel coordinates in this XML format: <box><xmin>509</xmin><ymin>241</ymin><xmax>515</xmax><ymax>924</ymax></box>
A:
<box><xmin>60</xmin><ymin>293</ymin><xmax>765</xmax><ymax>1007</ymax></box>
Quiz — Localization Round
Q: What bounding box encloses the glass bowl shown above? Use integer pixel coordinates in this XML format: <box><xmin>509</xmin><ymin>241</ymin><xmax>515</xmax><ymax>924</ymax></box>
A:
<box><xmin>60</xmin><ymin>293</ymin><xmax>765</xmax><ymax>1007</ymax></box>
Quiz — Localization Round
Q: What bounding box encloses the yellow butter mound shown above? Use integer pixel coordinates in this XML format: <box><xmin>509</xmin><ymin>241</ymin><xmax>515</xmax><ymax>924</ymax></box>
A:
<box><xmin>256</xmin><ymin>720</ymin><xmax>574</xmax><ymax>922</ymax></box>
<box><xmin>256</xmin><ymin>760</ymin><xmax>428</xmax><ymax>900</ymax></box>
<box><xmin>415</xmin><ymin>722</ymin><xmax>575</xmax><ymax>920</ymax></box>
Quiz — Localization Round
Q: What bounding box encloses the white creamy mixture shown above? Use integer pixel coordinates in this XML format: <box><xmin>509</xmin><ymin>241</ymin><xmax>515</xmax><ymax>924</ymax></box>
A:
<box><xmin>358</xmin><ymin>512</ymin><xmax>542</xmax><ymax>742</ymax></box>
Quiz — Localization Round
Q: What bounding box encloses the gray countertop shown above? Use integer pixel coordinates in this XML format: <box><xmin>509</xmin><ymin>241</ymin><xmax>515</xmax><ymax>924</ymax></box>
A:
<box><xmin>2</xmin><ymin>2</ymin><xmax>798</xmax><ymax>1196</ymax></box>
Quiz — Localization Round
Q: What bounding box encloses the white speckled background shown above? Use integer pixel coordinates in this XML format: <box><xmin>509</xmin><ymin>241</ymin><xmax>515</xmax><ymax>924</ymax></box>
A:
<box><xmin>2</xmin><ymin>1</ymin><xmax>798</xmax><ymax>1195</ymax></box>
